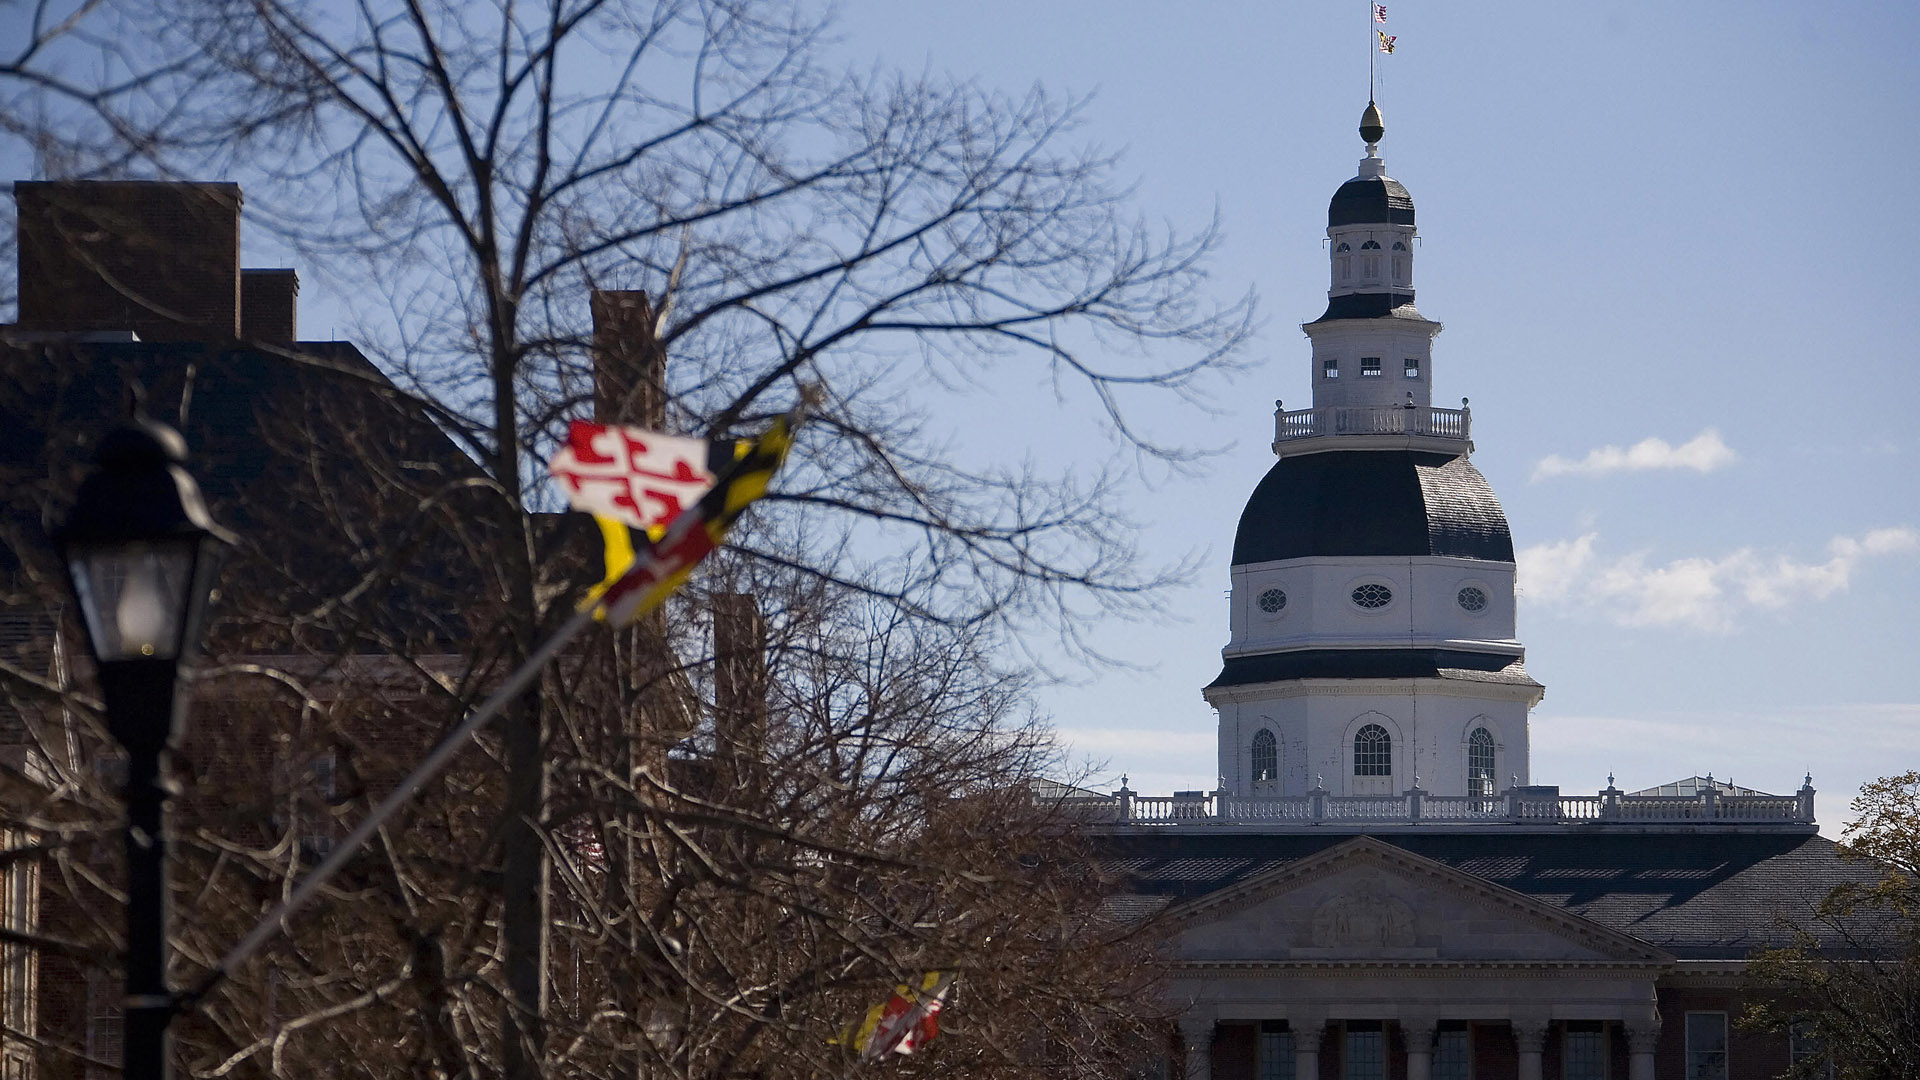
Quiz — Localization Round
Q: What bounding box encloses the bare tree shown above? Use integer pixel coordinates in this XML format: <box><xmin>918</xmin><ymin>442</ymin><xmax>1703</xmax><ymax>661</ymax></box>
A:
<box><xmin>0</xmin><ymin>1</ymin><xmax>1243</xmax><ymax>1076</ymax></box>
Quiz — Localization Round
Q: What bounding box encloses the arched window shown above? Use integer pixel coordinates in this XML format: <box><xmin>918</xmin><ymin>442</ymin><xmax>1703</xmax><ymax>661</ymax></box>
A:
<box><xmin>1468</xmin><ymin>727</ymin><xmax>1496</xmax><ymax>796</ymax></box>
<box><xmin>1251</xmin><ymin>729</ymin><xmax>1277</xmax><ymax>783</ymax></box>
<box><xmin>1359</xmin><ymin>240</ymin><xmax>1381</xmax><ymax>250</ymax></box>
<box><xmin>1335</xmin><ymin>242</ymin><xmax>1351</xmax><ymax>252</ymax></box>
<box><xmin>1354</xmin><ymin>724</ymin><xmax>1392</xmax><ymax>776</ymax></box>
<box><xmin>1391</xmin><ymin>241</ymin><xmax>1407</xmax><ymax>251</ymax></box>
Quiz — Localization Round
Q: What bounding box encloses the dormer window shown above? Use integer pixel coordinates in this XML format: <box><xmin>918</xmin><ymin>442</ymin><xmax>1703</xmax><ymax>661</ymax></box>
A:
<box><xmin>1324</xmin><ymin>358</ymin><xmax>1339</xmax><ymax>378</ymax></box>
<box><xmin>1361</xmin><ymin>357</ymin><xmax>1381</xmax><ymax>377</ymax></box>
<box><xmin>1404</xmin><ymin>358</ymin><xmax>1420</xmax><ymax>378</ymax></box>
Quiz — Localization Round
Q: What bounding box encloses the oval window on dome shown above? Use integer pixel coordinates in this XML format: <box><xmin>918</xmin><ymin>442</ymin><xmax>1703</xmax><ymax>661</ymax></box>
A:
<box><xmin>1351</xmin><ymin>583</ymin><xmax>1393</xmax><ymax>609</ymax></box>
<box><xmin>1457</xmin><ymin>586</ymin><xmax>1488</xmax><ymax>612</ymax></box>
<box><xmin>1257</xmin><ymin>588</ymin><xmax>1287</xmax><ymax>614</ymax></box>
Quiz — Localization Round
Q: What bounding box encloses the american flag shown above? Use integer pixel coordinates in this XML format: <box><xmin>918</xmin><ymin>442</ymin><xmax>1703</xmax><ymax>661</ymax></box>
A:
<box><xmin>1374</xmin><ymin>4</ymin><xmax>1387</xmax><ymax>23</ymax></box>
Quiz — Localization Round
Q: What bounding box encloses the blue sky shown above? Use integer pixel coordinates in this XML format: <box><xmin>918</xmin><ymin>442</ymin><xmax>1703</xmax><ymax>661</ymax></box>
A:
<box><xmin>829</xmin><ymin>1</ymin><xmax>1920</xmax><ymax>832</ymax></box>
<box><xmin>9</xmin><ymin>1</ymin><xmax>1908</xmax><ymax>834</ymax></box>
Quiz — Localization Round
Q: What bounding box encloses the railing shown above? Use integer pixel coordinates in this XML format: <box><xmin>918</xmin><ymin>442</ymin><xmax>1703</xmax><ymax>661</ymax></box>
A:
<box><xmin>1272</xmin><ymin>404</ymin><xmax>1470</xmax><ymax>445</ymax></box>
<box><xmin>1076</xmin><ymin>783</ymin><xmax>1817</xmax><ymax>827</ymax></box>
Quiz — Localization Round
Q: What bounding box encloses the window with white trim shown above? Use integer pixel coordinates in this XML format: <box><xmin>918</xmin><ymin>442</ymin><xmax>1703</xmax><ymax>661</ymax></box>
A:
<box><xmin>85</xmin><ymin>973</ymin><xmax>121</xmax><ymax>1080</ymax></box>
<box><xmin>1564</xmin><ymin>1021</ymin><xmax>1607</xmax><ymax>1080</ymax></box>
<box><xmin>1257</xmin><ymin>1021</ymin><xmax>1295</xmax><ymax>1080</ymax></box>
<box><xmin>1685</xmin><ymin>1012</ymin><xmax>1728</xmax><ymax>1080</ymax></box>
<box><xmin>1431</xmin><ymin>1023</ymin><xmax>1470</xmax><ymax>1080</ymax></box>
<box><xmin>1344</xmin><ymin>1022</ymin><xmax>1384</xmax><ymax>1080</ymax></box>
<box><xmin>1324</xmin><ymin>358</ymin><xmax>1339</xmax><ymax>379</ymax></box>
<box><xmin>1403</xmin><ymin>358</ymin><xmax>1419</xmax><ymax>378</ymax></box>
<box><xmin>1360</xmin><ymin>357</ymin><xmax>1381</xmax><ymax>377</ymax></box>
<box><xmin>1251</xmin><ymin>729</ymin><xmax>1278</xmax><ymax>783</ymax></box>
<box><xmin>1353</xmin><ymin>724</ymin><xmax>1392</xmax><ymax>777</ymax></box>
<box><xmin>1468</xmin><ymin>727</ymin><xmax>1496</xmax><ymax>797</ymax></box>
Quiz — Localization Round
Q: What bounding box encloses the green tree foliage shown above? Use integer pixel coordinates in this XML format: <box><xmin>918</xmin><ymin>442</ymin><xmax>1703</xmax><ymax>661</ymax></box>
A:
<box><xmin>1746</xmin><ymin>772</ymin><xmax>1920</xmax><ymax>1080</ymax></box>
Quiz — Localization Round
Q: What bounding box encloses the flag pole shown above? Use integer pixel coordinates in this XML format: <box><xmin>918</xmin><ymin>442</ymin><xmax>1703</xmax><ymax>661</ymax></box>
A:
<box><xmin>1368</xmin><ymin>0</ymin><xmax>1376</xmax><ymax>102</ymax></box>
<box><xmin>180</xmin><ymin>401</ymin><xmax>807</xmax><ymax>1009</ymax></box>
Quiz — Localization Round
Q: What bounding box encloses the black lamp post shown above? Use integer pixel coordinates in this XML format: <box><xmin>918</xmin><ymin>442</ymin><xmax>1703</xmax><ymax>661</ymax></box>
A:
<box><xmin>53</xmin><ymin>418</ymin><xmax>232</xmax><ymax>1080</ymax></box>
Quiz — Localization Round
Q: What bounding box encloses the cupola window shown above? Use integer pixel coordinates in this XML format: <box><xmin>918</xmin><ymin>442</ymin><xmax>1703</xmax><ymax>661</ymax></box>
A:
<box><xmin>1391</xmin><ymin>241</ymin><xmax>1407</xmax><ymax>251</ymax></box>
<box><xmin>1336</xmin><ymin>243</ymin><xmax>1351</xmax><ymax>251</ymax></box>
<box><xmin>1360</xmin><ymin>357</ymin><xmax>1381</xmax><ymax>377</ymax></box>
<box><xmin>1323</xmin><ymin>358</ymin><xmax>1339</xmax><ymax>379</ymax></box>
<box><xmin>1354</xmin><ymin>724</ymin><xmax>1392</xmax><ymax>776</ymax></box>
<box><xmin>1251</xmin><ymin>729</ymin><xmax>1277</xmax><ymax>782</ymax></box>
<box><xmin>1359</xmin><ymin>240</ymin><xmax>1381</xmax><ymax>280</ymax></box>
<box><xmin>1257</xmin><ymin>588</ymin><xmax>1287</xmax><ymax>613</ymax></box>
<box><xmin>1457</xmin><ymin>586</ymin><xmax>1487</xmax><ymax>612</ymax></box>
<box><xmin>1468</xmin><ymin>727</ymin><xmax>1496</xmax><ymax>796</ymax></box>
<box><xmin>1404</xmin><ymin>358</ymin><xmax>1420</xmax><ymax>378</ymax></box>
<box><xmin>1351</xmin><ymin>582</ymin><xmax>1392</xmax><ymax>608</ymax></box>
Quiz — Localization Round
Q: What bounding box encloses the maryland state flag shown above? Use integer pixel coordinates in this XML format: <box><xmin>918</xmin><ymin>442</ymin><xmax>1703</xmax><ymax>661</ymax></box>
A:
<box><xmin>549</xmin><ymin>406</ymin><xmax>798</xmax><ymax>628</ymax></box>
<box><xmin>847</xmin><ymin>973</ymin><xmax>954</xmax><ymax>1060</ymax></box>
<box><xmin>593</xmin><ymin>411</ymin><xmax>795</xmax><ymax>627</ymax></box>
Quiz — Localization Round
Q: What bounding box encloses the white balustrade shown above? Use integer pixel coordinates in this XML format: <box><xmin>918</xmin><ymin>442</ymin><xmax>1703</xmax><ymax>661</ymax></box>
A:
<box><xmin>1094</xmin><ymin>785</ymin><xmax>1815</xmax><ymax>827</ymax></box>
<box><xmin>1272</xmin><ymin>404</ymin><xmax>1471</xmax><ymax>444</ymax></box>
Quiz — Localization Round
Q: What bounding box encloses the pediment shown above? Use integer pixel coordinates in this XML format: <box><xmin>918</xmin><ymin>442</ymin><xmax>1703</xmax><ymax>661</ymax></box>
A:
<box><xmin>1166</xmin><ymin>837</ymin><xmax>1669</xmax><ymax>965</ymax></box>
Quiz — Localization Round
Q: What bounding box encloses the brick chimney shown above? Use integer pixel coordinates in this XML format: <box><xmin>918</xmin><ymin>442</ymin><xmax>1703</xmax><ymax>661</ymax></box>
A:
<box><xmin>589</xmin><ymin>289</ymin><xmax>666</xmax><ymax>427</ymax></box>
<box><xmin>240</xmin><ymin>268</ymin><xmax>299</xmax><ymax>343</ymax></box>
<box><xmin>15</xmin><ymin>180</ymin><xmax>243</xmax><ymax>340</ymax></box>
<box><xmin>712</xmin><ymin>592</ymin><xmax>767</xmax><ymax>793</ymax></box>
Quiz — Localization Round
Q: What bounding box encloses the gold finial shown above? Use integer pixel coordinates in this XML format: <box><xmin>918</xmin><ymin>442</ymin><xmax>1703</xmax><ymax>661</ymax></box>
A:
<box><xmin>1360</xmin><ymin>100</ymin><xmax>1385</xmax><ymax>146</ymax></box>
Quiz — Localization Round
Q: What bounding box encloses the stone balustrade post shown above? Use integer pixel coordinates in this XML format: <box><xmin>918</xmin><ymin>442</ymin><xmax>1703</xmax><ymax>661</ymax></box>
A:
<box><xmin>1513</xmin><ymin>1019</ymin><xmax>1548</xmax><ymax>1080</ymax></box>
<box><xmin>1176</xmin><ymin>1011</ymin><xmax>1215</xmax><ymax>1080</ymax></box>
<box><xmin>1291</xmin><ymin>1016</ymin><xmax>1324</xmax><ymax>1080</ymax></box>
<box><xmin>1400</xmin><ymin>1017</ymin><xmax>1436</xmax><ymax>1080</ymax></box>
<box><xmin>1625</xmin><ymin>1014</ymin><xmax>1661</xmax><ymax>1080</ymax></box>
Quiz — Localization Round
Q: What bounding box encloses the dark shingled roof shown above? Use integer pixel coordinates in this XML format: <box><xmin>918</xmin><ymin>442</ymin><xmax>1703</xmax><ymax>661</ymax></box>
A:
<box><xmin>1102</xmin><ymin>831</ymin><xmax>1888</xmax><ymax>959</ymax></box>
<box><xmin>1307</xmin><ymin>292</ymin><xmax>1428</xmax><ymax>325</ymax></box>
<box><xmin>1208</xmin><ymin>649</ymin><xmax>1535</xmax><ymax>690</ymax></box>
<box><xmin>1233</xmin><ymin>450</ymin><xmax>1514</xmax><ymax>566</ymax></box>
<box><xmin>1329</xmin><ymin>175</ymin><xmax>1415</xmax><ymax>227</ymax></box>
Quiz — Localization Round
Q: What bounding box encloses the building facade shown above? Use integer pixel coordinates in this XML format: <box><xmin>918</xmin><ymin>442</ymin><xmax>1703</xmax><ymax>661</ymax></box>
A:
<box><xmin>1089</xmin><ymin>104</ymin><xmax>1874</xmax><ymax>1080</ymax></box>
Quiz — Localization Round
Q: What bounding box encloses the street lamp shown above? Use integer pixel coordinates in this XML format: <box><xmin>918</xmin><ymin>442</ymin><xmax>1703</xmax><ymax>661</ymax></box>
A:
<box><xmin>53</xmin><ymin>418</ymin><xmax>233</xmax><ymax>1080</ymax></box>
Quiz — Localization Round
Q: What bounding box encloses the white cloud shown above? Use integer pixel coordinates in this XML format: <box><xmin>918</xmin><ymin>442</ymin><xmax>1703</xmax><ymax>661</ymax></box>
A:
<box><xmin>1531</xmin><ymin>429</ymin><xmax>1738</xmax><ymax>482</ymax></box>
<box><xmin>1517</xmin><ymin>526</ymin><xmax>1919</xmax><ymax>632</ymax></box>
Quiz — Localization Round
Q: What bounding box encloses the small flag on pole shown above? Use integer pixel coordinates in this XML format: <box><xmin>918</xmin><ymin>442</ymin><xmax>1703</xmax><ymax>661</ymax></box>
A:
<box><xmin>1374</xmin><ymin>4</ymin><xmax>1387</xmax><ymax>23</ymax></box>
<box><xmin>549</xmin><ymin>421</ymin><xmax>720</xmax><ymax>531</ymax></box>
<box><xmin>591</xmin><ymin>411</ymin><xmax>796</xmax><ymax>627</ymax></box>
<box><xmin>847</xmin><ymin>973</ymin><xmax>954</xmax><ymax>1059</ymax></box>
<box><xmin>1377</xmin><ymin>31</ymin><xmax>1396</xmax><ymax>53</ymax></box>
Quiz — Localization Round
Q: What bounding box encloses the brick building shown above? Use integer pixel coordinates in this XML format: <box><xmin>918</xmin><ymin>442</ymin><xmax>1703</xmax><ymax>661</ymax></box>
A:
<box><xmin>0</xmin><ymin>179</ymin><xmax>751</xmax><ymax>1079</ymax></box>
<box><xmin>1073</xmin><ymin>103</ymin><xmax>1882</xmax><ymax>1080</ymax></box>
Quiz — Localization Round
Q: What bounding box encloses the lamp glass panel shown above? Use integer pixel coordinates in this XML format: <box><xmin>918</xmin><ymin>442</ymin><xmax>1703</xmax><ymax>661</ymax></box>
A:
<box><xmin>67</xmin><ymin>541</ymin><xmax>197</xmax><ymax>661</ymax></box>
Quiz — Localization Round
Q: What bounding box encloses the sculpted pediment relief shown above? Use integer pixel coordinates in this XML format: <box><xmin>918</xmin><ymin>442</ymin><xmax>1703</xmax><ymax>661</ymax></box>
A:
<box><xmin>1168</xmin><ymin>838</ymin><xmax>1667</xmax><ymax>965</ymax></box>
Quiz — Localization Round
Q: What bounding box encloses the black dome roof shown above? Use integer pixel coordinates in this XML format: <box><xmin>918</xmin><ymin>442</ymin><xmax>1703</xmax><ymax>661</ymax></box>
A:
<box><xmin>1329</xmin><ymin>175</ymin><xmax>1415</xmax><ymax>227</ymax></box>
<box><xmin>1232</xmin><ymin>450</ymin><xmax>1512</xmax><ymax>565</ymax></box>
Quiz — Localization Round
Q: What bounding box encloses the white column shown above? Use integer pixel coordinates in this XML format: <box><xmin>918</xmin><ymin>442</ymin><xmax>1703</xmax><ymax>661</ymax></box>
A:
<box><xmin>1512</xmin><ymin>1020</ymin><xmax>1548</xmax><ymax>1080</ymax></box>
<box><xmin>1625</xmin><ymin>1020</ymin><xmax>1661</xmax><ymax>1080</ymax></box>
<box><xmin>1401</xmin><ymin>1017</ymin><xmax>1435</xmax><ymax>1080</ymax></box>
<box><xmin>1177</xmin><ymin>1011</ymin><xmax>1215</xmax><ymax>1080</ymax></box>
<box><xmin>1293</xmin><ymin>1017</ymin><xmax>1324</xmax><ymax>1080</ymax></box>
